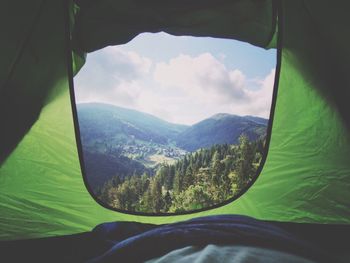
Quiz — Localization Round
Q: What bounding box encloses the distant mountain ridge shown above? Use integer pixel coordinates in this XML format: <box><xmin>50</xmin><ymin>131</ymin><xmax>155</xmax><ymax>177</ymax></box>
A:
<box><xmin>77</xmin><ymin>103</ymin><xmax>268</xmax><ymax>151</ymax></box>
<box><xmin>77</xmin><ymin>103</ymin><xmax>188</xmax><ymax>146</ymax></box>
<box><xmin>76</xmin><ymin>103</ymin><xmax>267</xmax><ymax>187</ymax></box>
<box><xmin>175</xmin><ymin>112</ymin><xmax>267</xmax><ymax>151</ymax></box>
<box><xmin>243</xmin><ymin>115</ymin><xmax>269</xmax><ymax>126</ymax></box>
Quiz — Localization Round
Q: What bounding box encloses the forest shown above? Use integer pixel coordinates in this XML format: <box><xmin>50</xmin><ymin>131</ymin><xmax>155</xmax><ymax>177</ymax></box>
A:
<box><xmin>96</xmin><ymin>134</ymin><xmax>265</xmax><ymax>213</ymax></box>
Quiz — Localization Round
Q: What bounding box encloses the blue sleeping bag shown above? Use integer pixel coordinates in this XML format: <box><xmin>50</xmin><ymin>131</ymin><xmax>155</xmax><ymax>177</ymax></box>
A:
<box><xmin>88</xmin><ymin>215</ymin><xmax>330</xmax><ymax>263</ymax></box>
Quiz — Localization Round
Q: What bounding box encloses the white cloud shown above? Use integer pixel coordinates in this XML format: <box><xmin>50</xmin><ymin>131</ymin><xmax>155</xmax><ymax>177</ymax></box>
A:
<box><xmin>154</xmin><ymin>53</ymin><xmax>248</xmax><ymax>105</ymax></box>
<box><xmin>151</xmin><ymin>53</ymin><xmax>274</xmax><ymax>122</ymax></box>
<box><xmin>74</xmin><ymin>48</ymin><xmax>275</xmax><ymax>125</ymax></box>
<box><xmin>106</xmin><ymin>48</ymin><xmax>152</xmax><ymax>77</ymax></box>
<box><xmin>74</xmin><ymin>47</ymin><xmax>152</xmax><ymax>107</ymax></box>
<box><xmin>246</xmin><ymin>69</ymin><xmax>276</xmax><ymax>117</ymax></box>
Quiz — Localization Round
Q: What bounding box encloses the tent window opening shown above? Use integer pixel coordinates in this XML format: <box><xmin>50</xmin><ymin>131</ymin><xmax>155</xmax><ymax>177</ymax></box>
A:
<box><xmin>73</xmin><ymin>32</ymin><xmax>276</xmax><ymax>214</ymax></box>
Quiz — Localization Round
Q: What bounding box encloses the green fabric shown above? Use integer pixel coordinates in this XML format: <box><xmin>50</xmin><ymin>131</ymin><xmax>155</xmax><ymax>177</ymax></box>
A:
<box><xmin>0</xmin><ymin>0</ymin><xmax>68</xmax><ymax>164</ymax></box>
<box><xmin>74</xmin><ymin>0</ymin><xmax>274</xmax><ymax>52</ymax></box>
<box><xmin>1</xmin><ymin>0</ymin><xmax>350</xmax><ymax>241</ymax></box>
<box><xmin>71</xmin><ymin>3</ymin><xmax>86</xmax><ymax>76</ymax></box>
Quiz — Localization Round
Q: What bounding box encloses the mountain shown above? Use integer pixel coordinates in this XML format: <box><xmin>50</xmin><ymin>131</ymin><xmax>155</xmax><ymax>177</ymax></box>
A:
<box><xmin>77</xmin><ymin>103</ymin><xmax>188</xmax><ymax>146</ymax></box>
<box><xmin>244</xmin><ymin>115</ymin><xmax>269</xmax><ymax>126</ymax></box>
<box><xmin>76</xmin><ymin>103</ymin><xmax>267</xmax><ymax>187</ymax></box>
<box><xmin>77</xmin><ymin>103</ymin><xmax>268</xmax><ymax>152</ymax></box>
<box><xmin>175</xmin><ymin>113</ymin><xmax>267</xmax><ymax>151</ymax></box>
<box><xmin>77</xmin><ymin>103</ymin><xmax>188</xmax><ymax>187</ymax></box>
<box><xmin>82</xmin><ymin>150</ymin><xmax>151</xmax><ymax>188</ymax></box>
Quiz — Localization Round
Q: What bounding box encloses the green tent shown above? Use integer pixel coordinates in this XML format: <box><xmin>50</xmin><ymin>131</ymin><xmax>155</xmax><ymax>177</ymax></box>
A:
<box><xmin>1</xmin><ymin>0</ymin><xmax>349</xmax><ymax>261</ymax></box>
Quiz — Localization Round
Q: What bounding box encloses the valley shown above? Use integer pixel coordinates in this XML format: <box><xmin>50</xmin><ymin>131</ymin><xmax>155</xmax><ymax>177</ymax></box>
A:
<box><xmin>109</xmin><ymin>139</ymin><xmax>188</xmax><ymax>167</ymax></box>
<box><xmin>77</xmin><ymin>102</ymin><xmax>268</xmax><ymax>212</ymax></box>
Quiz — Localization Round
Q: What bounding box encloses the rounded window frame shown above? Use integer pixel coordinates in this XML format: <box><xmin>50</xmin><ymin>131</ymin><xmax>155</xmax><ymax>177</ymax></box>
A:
<box><xmin>67</xmin><ymin>5</ymin><xmax>282</xmax><ymax>216</ymax></box>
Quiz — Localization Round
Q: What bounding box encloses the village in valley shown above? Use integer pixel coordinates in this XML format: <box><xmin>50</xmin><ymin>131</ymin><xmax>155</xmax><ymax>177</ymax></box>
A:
<box><xmin>120</xmin><ymin>141</ymin><xmax>187</xmax><ymax>167</ymax></box>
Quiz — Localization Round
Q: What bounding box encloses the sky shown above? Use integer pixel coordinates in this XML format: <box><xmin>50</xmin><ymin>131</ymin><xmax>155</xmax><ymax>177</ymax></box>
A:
<box><xmin>74</xmin><ymin>32</ymin><xmax>276</xmax><ymax>125</ymax></box>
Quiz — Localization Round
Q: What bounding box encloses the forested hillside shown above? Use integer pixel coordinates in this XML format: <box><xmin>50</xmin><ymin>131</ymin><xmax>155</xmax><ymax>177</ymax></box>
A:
<box><xmin>175</xmin><ymin>113</ymin><xmax>266</xmax><ymax>151</ymax></box>
<box><xmin>98</xmin><ymin>135</ymin><xmax>265</xmax><ymax>213</ymax></box>
<box><xmin>77</xmin><ymin>103</ymin><xmax>267</xmax><ymax>213</ymax></box>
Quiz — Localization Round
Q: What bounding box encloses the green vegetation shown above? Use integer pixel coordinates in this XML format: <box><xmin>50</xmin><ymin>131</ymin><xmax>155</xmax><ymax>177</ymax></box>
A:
<box><xmin>77</xmin><ymin>103</ymin><xmax>267</xmax><ymax>189</ymax></box>
<box><xmin>97</xmin><ymin>134</ymin><xmax>265</xmax><ymax>213</ymax></box>
<box><xmin>175</xmin><ymin>113</ymin><xmax>267</xmax><ymax>151</ymax></box>
<box><xmin>77</xmin><ymin>103</ymin><xmax>267</xmax><ymax>213</ymax></box>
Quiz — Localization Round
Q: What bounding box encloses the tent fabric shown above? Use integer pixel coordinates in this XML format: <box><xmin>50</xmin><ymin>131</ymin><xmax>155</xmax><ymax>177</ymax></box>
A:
<box><xmin>0</xmin><ymin>1</ymin><xmax>84</xmax><ymax>165</ymax></box>
<box><xmin>73</xmin><ymin>0</ymin><xmax>275</xmax><ymax>52</ymax></box>
<box><xmin>0</xmin><ymin>0</ymin><xmax>350</xmax><ymax>241</ymax></box>
<box><xmin>0</xmin><ymin>0</ymin><xmax>68</xmax><ymax>164</ymax></box>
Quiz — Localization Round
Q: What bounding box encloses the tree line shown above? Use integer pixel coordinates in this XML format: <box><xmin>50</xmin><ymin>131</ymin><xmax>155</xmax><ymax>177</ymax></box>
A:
<box><xmin>97</xmin><ymin>134</ymin><xmax>265</xmax><ymax>213</ymax></box>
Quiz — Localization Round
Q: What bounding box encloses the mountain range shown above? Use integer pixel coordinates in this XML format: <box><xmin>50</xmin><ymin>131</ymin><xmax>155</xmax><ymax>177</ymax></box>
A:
<box><xmin>77</xmin><ymin>103</ymin><xmax>267</xmax><ymax>150</ymax></box>
<box><xmin>175</xmin><ymin>113</ymin><xmax>267</xmax><ymax>151</ymax></box>
<box><xmin>76</xmin><ymin>103</ymin><xmax>268</xmax><ymax>187</ymax></box>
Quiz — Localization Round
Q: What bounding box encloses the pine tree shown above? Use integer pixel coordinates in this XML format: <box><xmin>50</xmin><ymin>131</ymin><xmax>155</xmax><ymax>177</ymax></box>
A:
<box><xmin>140</xmin><ymin>188</ymin><xmax>152</xmax><ymax>212</ymax></box>
<box><xmin>236</xmin><ymin>134</ymin><xmax>255</xmax><ymax>183</ymax></box>
<box><xmin>183</xmin><ymin>165</ymin><xmax>194</xmax><ymax>189</ymax></box>
<box><xmin>151</xmin><ymin>176</ymin><xmax>164</xmax><ymax>212</ymax></box>
<box><xmin>173</xmin><ymin>170</ymin><xmax>182</xmax><ymax>194</ymax></box>
<box><xmin>164</xmin><ymin>191</ymin><xmax>172</xmax><ymax>212</ymax></box>
<box><xmin>211</xmin><ymin>150</ymin><xmax>224</xmax><ymax>186</ymax></box>
<box><xmin>163</xmin><ymin>165</ymin><xmax>174</xmax><ymax>190</ymax></box>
